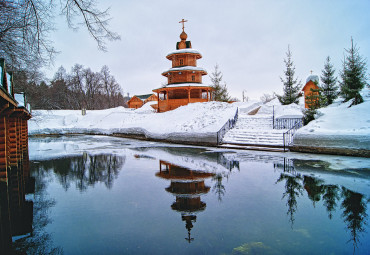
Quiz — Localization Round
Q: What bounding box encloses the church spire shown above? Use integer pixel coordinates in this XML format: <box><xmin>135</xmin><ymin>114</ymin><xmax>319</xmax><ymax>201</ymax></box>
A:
<box><xmin>179</xmin><ymin>18</ymin><xmax>188</xmax><ymax>32</ymax></box>
<box><xmin>178</xmin><ymin>19</ymin><xmax>189</xmax><ymax>49</ymax></box>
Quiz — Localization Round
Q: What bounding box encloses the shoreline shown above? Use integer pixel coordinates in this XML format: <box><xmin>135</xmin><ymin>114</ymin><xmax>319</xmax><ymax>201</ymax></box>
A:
<box><xmin>29</xmin><ymin>132</ymin><xmax>370</xmax><ymax>158</ymax></box>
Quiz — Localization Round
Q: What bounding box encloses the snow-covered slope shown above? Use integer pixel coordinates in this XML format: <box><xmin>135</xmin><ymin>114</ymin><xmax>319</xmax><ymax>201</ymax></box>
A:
<box><xmin>29</xmin><ymin>102</ymin><xmax>238</xmax><ymax>144</ymax></box>
<box><xmin>294</xmin><ymin>88</ymin><xmax>370</xmax><ymax>150</ymax></box>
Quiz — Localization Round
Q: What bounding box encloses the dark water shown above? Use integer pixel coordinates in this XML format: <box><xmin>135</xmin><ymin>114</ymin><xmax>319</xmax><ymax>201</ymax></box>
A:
<box><xmin>12</xmin><ymin>136</ymin><xmax>370</xmax><ymax>254</ymax></box>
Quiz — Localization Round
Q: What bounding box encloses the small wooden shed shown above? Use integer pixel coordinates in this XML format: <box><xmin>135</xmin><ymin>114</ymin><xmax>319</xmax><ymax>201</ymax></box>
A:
<box><xmin>127</xmin><ymin>94</ymin><xmax>158</xmax><ymax>109</ymax></box>
<box><xmin>302</xmin><ymin>74</ymin><xmax>320</xmax><ymax>109</ymax></box>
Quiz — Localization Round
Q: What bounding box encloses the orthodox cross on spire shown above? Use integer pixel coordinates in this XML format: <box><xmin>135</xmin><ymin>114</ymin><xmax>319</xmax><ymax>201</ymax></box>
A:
<box><xmin>310</xmin><ymin>70</ymin><xmax>313</xmax><ymax>74</ymax></box>
<box><xmin>179</xmin><ymin>19</ymin><xmax>188</xmax><ymax>32</ymax></box>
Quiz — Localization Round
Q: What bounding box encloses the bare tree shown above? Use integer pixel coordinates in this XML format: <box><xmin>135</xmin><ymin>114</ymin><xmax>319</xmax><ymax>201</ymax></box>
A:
<box><xmin>83</xmin><ymin>67</ymin><xmax>102</xmax><ymax>109</ymax></box>
<box><xmin>0</xmin><ymin>0</ymin><xmax>120</xmax><ymax>69</ymax></box>
<box><xmin>260</xmin><ymin>93</ymin><xmax>276</xmax><ymax>104</ymax></box>
<box><xmin>101</xmin><ymin>65</ymin><xmax>121</xmax><ymax>108</ymax></box>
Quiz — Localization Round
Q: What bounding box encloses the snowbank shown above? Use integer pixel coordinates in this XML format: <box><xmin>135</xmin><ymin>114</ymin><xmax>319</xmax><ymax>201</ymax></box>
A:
<box><xmin>29</xmin><ymin>102</ymin><xmax>238</xmax><ymax>145</ymax></box>
<box><xmin>294</xmin><ymin>88</ymin><xmax>370</xmax><ymax>151</ymax></box>
<box><xmin>257</xmin><ymin>98</ymin><xmax>304</xmax><ymax>117</ymax></box>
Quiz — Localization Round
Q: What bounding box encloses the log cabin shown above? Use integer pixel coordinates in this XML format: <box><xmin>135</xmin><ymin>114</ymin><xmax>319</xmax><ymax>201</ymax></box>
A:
<box><xmin>127</xmin><ymin>93</ymin><xmax>158</xmax><ymax>109</ymax></box>
<box><xmin>152</xmin><ymin>20</ymin><xmax>214</xmax><ymax>113</ymax></box>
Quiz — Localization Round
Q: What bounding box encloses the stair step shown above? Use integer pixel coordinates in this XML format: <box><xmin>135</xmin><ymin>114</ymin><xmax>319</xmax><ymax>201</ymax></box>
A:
<box><xmin>219</xmin><ymin>143</ymin><xmax>286</xmax><ymax>152</ymax></box>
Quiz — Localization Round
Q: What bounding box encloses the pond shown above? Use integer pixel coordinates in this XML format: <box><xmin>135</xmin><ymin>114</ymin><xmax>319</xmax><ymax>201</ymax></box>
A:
<box><xmin>10</xmin><ymin>136</ymin><xmax>370</xmax><ymax>254</ymax></box>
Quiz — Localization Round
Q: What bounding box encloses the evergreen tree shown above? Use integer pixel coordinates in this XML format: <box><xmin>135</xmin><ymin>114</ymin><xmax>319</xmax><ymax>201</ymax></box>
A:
<box><xmin>321</xmin><ymin>56</ymin><xmax>338</xmax><ymax>105</ymax></box>
<box><xmin>277</xmin><ymin>46</ymin><xmax>302</xmax><ymax>105</ymax></box>
<box><xmin>210</xmin><ymin>64</ymin><xmax>231</xmax><ymax>102</ymax></box>
<box><xmin>340</xmin><ymin>38</ymin><xmax>369</xmax><ymax>106</ymax></box>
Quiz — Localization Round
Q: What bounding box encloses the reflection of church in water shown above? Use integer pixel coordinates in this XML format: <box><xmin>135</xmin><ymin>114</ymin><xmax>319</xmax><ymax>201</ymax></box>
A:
<box><xmin>155</xmin><ymin>160</ymin><xmax>215</xmax><ymax>243</ymax></box>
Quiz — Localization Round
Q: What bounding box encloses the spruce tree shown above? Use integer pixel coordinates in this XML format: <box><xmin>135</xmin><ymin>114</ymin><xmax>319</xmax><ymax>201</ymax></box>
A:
<box><xmin>340</xmin><ymin>38</ymin><xmax>369</xmax><ymax>106</ymax></box>
<box><xmin>321</xmin><ymin>56</ymin><xmax>338</xmax><ymax>105</ymax></box>
<box><xmin>210</xmin><ymin>64</ymin><xmax>231</xmax><ymax>102</ymax></box>
<box><xmin>277</xmin><ymin>46</ymin><xmax>302</xmax><ymax>105</ymax></box>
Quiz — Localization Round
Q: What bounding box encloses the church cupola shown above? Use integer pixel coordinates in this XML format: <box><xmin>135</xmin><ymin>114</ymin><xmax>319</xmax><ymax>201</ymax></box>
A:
<box><xmin>152</xmin><ymin>19</ymin><xmax>214</xmax><ymax>112</ymax></box>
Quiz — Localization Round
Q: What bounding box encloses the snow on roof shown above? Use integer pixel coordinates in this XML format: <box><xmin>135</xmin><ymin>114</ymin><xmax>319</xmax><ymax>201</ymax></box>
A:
<box><xmin>306</xmin><ymin>74</ymin><xmax>319</xmax><ymax>84</ymax></box>
<box><xmin>15</xmin><ymin>93</ymin><xmax>25</xmax><ymax>107</ymax></box>
<box><xmin>153</xmin><ymin>83</ymin><xmax>213</xmax><ymax>91</ymax></box>
<box><xmin>165</xmin><ymin>83</ymin><xmax>211</xmax><ymax>88</ymax></box>
<box><xmin>135</xmin><ymin>94</ymin><xmax>154</xmax><ymax>100</ymax></box>
<box><xmin>162</xmin><ymin>66</ymin><xmax>207</xmax><ymax>74</ymax></box>
<box><xmin>166</xmin><ymin>49</ymin><xmax>202</xmax><ymax>57</ymax></box>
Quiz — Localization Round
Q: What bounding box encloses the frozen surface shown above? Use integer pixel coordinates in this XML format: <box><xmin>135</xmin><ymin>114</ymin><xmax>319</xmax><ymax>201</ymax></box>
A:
<box><xmin>28</xmin><ymin>135</ymin><xmax>370</xmax><ymax>195</ymax></box>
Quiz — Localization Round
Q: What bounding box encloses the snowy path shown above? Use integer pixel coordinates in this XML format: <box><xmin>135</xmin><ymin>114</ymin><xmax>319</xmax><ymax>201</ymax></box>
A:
<box><xmin>222</xmin><ymin>113</ymin><xmax>288</xmax><ymax>147</ymax></box>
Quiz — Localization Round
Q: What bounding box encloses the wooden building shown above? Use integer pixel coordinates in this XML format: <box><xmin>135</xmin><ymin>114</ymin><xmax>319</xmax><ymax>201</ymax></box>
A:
<box><xmin>127</xmin><ymin>94</ymin><xmax>158</xmax><ymax>109</ymax></box>
<box><xmin>302</xmin><ymin>74</ymin><xmax>320</xmax><ymax>109</ymax></box>
<box><xmin>0</xmin><ymin>58</ymin><xmax>33</xmax><ymax>253</ymax></box>
<box><xmin>152</xmin><ymin>19</ymin><xmax>214</xmax><ymax>112</ymax></box>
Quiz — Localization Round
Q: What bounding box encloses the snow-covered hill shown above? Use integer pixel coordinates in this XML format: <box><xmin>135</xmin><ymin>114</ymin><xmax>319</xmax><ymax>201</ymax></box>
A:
<box><xmin>28</xmin><ymin>88</ymin><xmax>370</xmax><ymax>152</ymax></box>
<box><xmin>29</xmin><ymin>101</ymin><xmax>238</xmax><ymax>144</ymax></box>
<box><xmin>294</xmin><ymin>88</ymin><xmax>370</xmax><ymax>150</ymax></box>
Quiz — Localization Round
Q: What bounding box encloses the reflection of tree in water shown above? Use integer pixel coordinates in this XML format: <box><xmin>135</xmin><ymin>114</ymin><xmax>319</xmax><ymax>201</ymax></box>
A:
<box><xmin>276</xmin><ymin>173</ymin><xmax>303</xmax><ymax>227</ymax></box>
<box><xmin>32</xmin><ymin>154</ymin><xmax>125</xmax><ymax>191</ymax></box>
<box><xmin>212</xmin><ymin>173</ymin><xmax>226</xmax><ymax>202</ymax></box>
<box><xmin>276</xmin><ymin>158</ymin><xmax>370</xmax><ymax>252</ymax></box>
<box><xmin>14</xmin><ymin>168</ymin><xmax>63</xmax><ymax>254</ymax></box>
<box><xmin>341</xmin><ymin>187</ymin><xmax>368</xmax><ymax>253</ymax></box>
<box><xmin>303</xmin><ymin>176</ymin><xmax>324</xmax><ymax>207</ymax></box>
<box><xmin>322</xmin><ymin>185</ymin><xmax>340</xmax><ymax>219</ymax></box>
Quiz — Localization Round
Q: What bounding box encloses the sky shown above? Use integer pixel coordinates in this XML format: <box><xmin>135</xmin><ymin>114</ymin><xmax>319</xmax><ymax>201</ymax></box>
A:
<box><xmin>44</xmin><ymin>0</ymin><xmax>370</xmax><ymax>101</ymax></box>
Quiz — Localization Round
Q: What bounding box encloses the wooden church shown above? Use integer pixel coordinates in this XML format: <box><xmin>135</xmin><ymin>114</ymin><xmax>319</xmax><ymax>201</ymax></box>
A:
<box><xmin>302</xmin><ymin>73</ymin><xmax>320</xmax><ymax>108</ymax></box>
<box><xmin>152</xmin><ymin>19</ymin><xmax>214</xmax><ymax>112</ymax></box>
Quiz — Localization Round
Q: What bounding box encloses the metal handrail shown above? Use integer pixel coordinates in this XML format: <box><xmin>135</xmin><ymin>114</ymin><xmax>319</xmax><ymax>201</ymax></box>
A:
<box><xmin>283</xmin><ymin>121</ymin><xmax>302</xmax><ymax>151</ymax></box>
<box><xmin>217</xmin><ymin>107</ymin><xmax>238</xmax><ymax>144</ymax></box>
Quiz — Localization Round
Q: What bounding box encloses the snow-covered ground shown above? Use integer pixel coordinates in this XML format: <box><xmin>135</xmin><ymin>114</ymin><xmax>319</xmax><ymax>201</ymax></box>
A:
<box><xmin>29</xmin><ymin>101</ymin><xmax>239</xmax><ymax>144</ymax></box>
<box><xmin>294</xmin><ymin>88</ymin><xmax>370</xmax><ymax>150</ymax></box>
<box><xmin>28</xmin><ymin>87</ymin><xmax>370</xmax><ymax>152</ymax></box>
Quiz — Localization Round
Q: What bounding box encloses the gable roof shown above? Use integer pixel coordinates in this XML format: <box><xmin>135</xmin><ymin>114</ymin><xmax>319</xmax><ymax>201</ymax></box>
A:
<box><xmin>302</xmin><ymin>80</ymin><xmax>319</xmax><ymax>91</ymax></box>
<box><xmin>136</xmin><ymin>94</ymin><xmax>155</xmax><ymax>100</ymax></box>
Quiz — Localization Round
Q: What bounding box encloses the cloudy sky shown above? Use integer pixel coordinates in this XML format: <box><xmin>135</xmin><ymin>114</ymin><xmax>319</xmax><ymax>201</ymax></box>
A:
<box><xmin>45</xmin><ymin>0</ymin><xmax>370</xmax><ymax>100</ymax></box>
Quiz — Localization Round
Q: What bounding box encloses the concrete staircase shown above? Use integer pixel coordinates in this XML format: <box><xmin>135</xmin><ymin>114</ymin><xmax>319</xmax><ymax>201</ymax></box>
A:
<box><xmin>221</xmin><ymin>113</ymin><xmax>288</xmax><ymax>151</ymax></box>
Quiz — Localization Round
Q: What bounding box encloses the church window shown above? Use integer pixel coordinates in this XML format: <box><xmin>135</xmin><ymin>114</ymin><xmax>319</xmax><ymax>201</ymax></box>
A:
<box><xmin>179</xmin><ymin>59</ymin><xmax>184</xmax><ymax>65</ymax></box>
<box><xmin>192</xmin><ymin>75</ymin><xmax>195</xmax><ymax>81</ymax></box>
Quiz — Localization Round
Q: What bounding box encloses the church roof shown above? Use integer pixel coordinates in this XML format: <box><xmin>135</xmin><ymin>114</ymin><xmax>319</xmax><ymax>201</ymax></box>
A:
<box><xmin>152</xmin><ymin>83</ymin><xmax>214</xmax><ymax>92</ymax></box>
<box><xmin>162</xmin><ymin>66</ymin><xmax>207</xmax><ymax>75</ymax></box>
<box><xmin>306</xmin><ymin>74</ymin><xmax>319</xmax><ymax>84</ymax></box>
<box><xmin>166</xmin><ymin>49</ymin><xmax>202</xmax><ymax>58</ymax></box>
<box><xmin>133</xmin><ymin>94</ymin><xmax>155</xmax><ymax>101</ymax></box>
